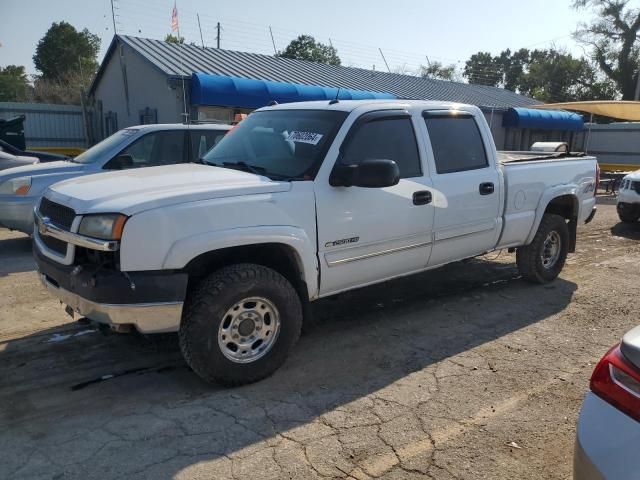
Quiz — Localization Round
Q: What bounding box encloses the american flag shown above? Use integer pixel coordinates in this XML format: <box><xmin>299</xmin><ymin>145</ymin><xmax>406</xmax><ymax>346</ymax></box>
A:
<box><xmin>171</xmin><ymin>2</ymin><xmax>179</xmax><ymax>32</ymax></box>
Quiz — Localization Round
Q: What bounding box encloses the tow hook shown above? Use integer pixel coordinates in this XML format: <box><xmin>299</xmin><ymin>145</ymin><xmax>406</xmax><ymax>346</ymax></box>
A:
<box><xmin>123</xmin><ymin>272</ymin><xmax>136</xmax><ymax>290</ymax></box>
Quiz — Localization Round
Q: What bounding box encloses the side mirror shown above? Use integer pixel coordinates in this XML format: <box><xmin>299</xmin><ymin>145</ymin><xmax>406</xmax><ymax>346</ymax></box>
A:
<box><xmin>330</xmin><ymin>159</ymin><xmax>400</xmax><ymax>188</ymax></box>
<box><xmin>106</xmin><ymin>154</ymin><xmax>134</xmax><ymax>170</ymax></box>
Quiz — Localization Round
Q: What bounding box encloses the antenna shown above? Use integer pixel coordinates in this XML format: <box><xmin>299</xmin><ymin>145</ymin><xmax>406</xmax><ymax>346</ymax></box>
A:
<box><xmin>197</xmin><ymin>14</ymin><xmax>204</xmax><ymax>48</ymax></box>
<box><xmin>329</xmin><ymin>87</ymin><xmax>341</xmax><ymax>105</ymax></box>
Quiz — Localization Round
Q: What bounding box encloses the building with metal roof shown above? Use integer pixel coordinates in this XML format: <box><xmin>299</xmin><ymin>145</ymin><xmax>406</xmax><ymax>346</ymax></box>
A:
<box><xmin>88</xmin><ymin>35</ymin><xmax>578</xmax><ymax>149</ymax></box>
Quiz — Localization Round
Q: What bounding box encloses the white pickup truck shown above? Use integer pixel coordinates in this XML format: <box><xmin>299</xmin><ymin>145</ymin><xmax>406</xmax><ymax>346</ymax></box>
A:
<box><xmin>33</xmin><ymin>100</ymin><xmax>598</xmax><ymax>385</ymax></box>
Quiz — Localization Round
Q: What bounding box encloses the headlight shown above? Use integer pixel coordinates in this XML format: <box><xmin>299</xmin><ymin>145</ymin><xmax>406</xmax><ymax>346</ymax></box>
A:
<box><xmin>0</xmin><ymin>177</ymin><xmax>31</xmax><ymax>195</ymax></box>
<box><xmin>78</xmin><ymin>214</ymin><xmax>127</xmax><ymax>240</ymax></box>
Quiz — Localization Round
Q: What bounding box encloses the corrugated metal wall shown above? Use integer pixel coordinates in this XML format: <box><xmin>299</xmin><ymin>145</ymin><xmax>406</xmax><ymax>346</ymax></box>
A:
<box><xmin>575</xmin><ymin>123</ymin><xmax>640</xmax><ymax>168</ymax></box>
<box><xmin>0</xmin><ymin>102</ymin><xmax>86</xmax><ymax>148</ymax></box>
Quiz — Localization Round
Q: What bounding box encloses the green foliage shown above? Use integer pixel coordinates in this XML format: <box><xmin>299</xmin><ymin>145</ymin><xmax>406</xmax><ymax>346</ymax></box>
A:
<box><xmin>33</xmin><ymin>21</ymin><xmax>100</xmax><ymax>81</ymax></box>
<box><xmin>0</xmin><ymin>65</ymin><xmax>29</xmax><ymax>101</ymax></box>
<box><xmin>420</xmin><ymin>61</ymin><xmax>457</xmax><ymax>81</ymax></box>
<box><xmin>276</xmin><ymin>35</ymin><xmax>341</xmax><ymax>66</ymax></box>
<box><xmin>165</xmin><ymin>34</ymin><xmax>185</xmax><ymax>44</ymax></box>
<box><xmin>464</xmin><ymin>48</ymin><xmax>617</xmax><ymax>101</ymax></box>
<box><xmin>573</xmin><ymin>0</ymin><xmax>640</xmax><ymax>99</ymax></box>
<box><xmin>463</xmin><ymin>52</ymin><xmax>504</xmax><ymax>86</ymax></box>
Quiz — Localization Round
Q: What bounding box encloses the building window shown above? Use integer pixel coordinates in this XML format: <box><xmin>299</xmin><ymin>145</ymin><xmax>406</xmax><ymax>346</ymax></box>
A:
<box><xmin>197</xmin><ymin>106</ymin><xmax>234</xmax><ymax>123</ymax></box>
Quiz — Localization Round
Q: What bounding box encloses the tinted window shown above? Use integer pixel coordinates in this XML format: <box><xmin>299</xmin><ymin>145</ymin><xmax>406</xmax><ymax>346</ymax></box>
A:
<box><xmin>74</xmin><ymin>129</ymin><xmax>138</xmax><ymax>165</ymax></box>
<box><xmin>341</xmin><ymin>117</ymin><xmax>421</xmax><ymax>178</ymax></box>
<box><xmin>107</xmin><ymin>131</ymin><xmax>185</xmax><ymax>169</ymax></box>
<box><xmin>190</xmin><ymin>130</ymin><xmax>227</xmax><ymax>160</ymax></box>
<box><xmin>424</xmin><ymin>115</ymin><xmax>488</xmax><ymax>174</ymax></box>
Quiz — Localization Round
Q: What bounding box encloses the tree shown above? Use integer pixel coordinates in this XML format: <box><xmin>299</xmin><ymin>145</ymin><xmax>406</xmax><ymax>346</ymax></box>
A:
<box><xmin>519</xmin><ymin>49</ymin><xmax>616</xmax><ymax>102</ymax></box>
<box><xmin>463</xmin><ymin>47</ymin><xmax>617</xmax><ymax>101</ymax></box>
<box><xmin>463</xmin><ymin>52</ymin><xmax>504</xmax><ymax>86</ymax></box>
<box><xmin>165</xmin><ymin>34</ymin><xmax>185</xmax><ymax>44</ymax></box>
<box><xmin>420</xmin><ymin>61</ymin><xmax>457</xmax><ymax>81</ymax></box>
<box><xmin>33</xmin><ymin>21</ymin><xmax>100</xmax><ymax>81</ymax></box>
<box><xmin>276</xmin><ymin>35</ymin><xmax>341</xmax><ymax>66</ymax></box>
<box><xmin>573</xmin><ymin>0</ymin><xmax>640</xmax><ymax>99</ymax></box>
<box><xmin>0</xmin><ymin>65</ymin><xmax>29</xmax><ymax>101</ymax></box>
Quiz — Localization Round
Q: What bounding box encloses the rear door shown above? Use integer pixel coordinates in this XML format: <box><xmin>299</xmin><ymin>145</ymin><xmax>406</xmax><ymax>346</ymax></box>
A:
<box><xmin>423</xmin><ymin>111</ymin><xmax>502</xmax><ymax>266</ymax></box>
<box><xmin>104</xmin><ymin>130</ymin><xmax>188</xmax><ymax>169</ymax></box>
<box><xmin>315</xmin><ymin>110</ymin><xmax>435</xmax><ymax>296</ymax></box>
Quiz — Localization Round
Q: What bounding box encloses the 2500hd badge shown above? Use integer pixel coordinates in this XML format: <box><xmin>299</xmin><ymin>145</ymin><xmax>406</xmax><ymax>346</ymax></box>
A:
<box><xmin>325</xmin><ymin>237</ymin><xmax>360</xmax><ymax>248</ymax></box>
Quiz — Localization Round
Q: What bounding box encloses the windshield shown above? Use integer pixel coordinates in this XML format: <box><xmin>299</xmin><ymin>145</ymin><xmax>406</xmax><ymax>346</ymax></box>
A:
<box><xmin>72</xmin><ymin>129</ymin><xmax>139</xmax><ymax>164</ymax></box>
<box><xmin>202</xmin><ymin>110</ymin><xmax>348</xmax><ymax>180</ymax></box>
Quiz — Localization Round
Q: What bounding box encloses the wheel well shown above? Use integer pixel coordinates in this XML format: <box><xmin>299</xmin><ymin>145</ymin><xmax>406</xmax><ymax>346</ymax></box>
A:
<box><xmin>544</xmin><ymin>195</ymin><xmax>578</xmax><ymax>252</ymax></box>
<box><xmin>183</xmin><ymin>243</ymin><xmax>308</xmax><ymax>299</ymax></box>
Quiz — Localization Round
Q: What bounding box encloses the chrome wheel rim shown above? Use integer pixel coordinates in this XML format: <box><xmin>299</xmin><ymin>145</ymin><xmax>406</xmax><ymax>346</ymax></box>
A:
<box><xmin>541</xmin><ymin>231</ymin><xmax>561</xmax><ymax>269</ymax></box>
<box><xmin>217</xmin><ymin>297</ymin><xmax>281</xmax><ymax>363</ymax></box>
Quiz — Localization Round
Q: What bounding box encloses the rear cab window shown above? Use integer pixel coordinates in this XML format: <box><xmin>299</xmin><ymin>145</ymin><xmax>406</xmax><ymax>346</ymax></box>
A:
<box><xmin>423</xmin><ymin>113</ymin><xmax>488</xmax><ymax>174</ymax></box>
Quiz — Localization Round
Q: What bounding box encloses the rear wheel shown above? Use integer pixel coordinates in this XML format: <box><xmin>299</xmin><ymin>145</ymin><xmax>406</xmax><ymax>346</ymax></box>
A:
<box><xmin>516</xmin><ymin>213</ymin><xmax>569</xmax><ymax>284</ymax></box>
<box><xmin>179</xmin><ymin>263</ymin><xmax>303</xmax><ymax>386</ymax></box>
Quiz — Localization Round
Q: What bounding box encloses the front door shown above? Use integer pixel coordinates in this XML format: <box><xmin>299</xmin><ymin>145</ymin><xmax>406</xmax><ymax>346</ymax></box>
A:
<box><xmin>315</xmin><ymin>111</ymin><xmax>435</xmax><ymax>296</ymax></box>
<box><xmin>423</xmin><ymin>111</ymin><xmax>502</xmax><ymax>267</ymax></box>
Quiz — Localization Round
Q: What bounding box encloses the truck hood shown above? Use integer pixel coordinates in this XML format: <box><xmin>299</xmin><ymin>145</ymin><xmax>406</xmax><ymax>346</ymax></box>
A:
<box><xmin>0</xmin><ymin>160</ymin><xmax>83</xmax><ymax>182</ymax></box>
<box><xmin>46</xmin><ymin>163</ymin><xmax>291</xmax><ymax>215</ymax></box>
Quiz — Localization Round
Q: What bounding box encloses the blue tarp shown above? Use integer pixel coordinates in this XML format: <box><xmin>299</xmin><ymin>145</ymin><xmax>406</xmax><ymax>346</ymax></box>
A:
<box><xmin>190</xmin><ymin>73</ymin><xmax>396</xmax><ymax>108</ymax></box>
<box><xmin>502</xmin><ymin>107</ymin><xmax>584</xmax><ymax>131</ymax></box>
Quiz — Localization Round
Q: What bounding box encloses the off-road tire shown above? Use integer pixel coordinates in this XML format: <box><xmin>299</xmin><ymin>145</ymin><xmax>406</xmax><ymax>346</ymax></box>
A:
<box><xmin>179</xmin><ymin>263</ymin><xmax>302</xmax><ymax>386</ymax></box>
<box><xmin>516</xmin><ymin>214</ymin><xmax>569</xmax><ymax>284</ymax></box>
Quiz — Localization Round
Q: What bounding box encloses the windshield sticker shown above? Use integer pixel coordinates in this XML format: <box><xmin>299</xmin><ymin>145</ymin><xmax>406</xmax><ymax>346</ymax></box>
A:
<box><xmin>286</xmin><ymin>131</ymin><xmax>324</xmax><ymax>145</ymax></box>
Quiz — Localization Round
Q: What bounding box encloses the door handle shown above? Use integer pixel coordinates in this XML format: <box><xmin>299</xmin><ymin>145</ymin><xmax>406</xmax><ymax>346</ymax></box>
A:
<box><xmin>413</xmin><ymin>190</ymin><xmax>432</xmax><ymax>205</ymax></box>
<box><xmin>479</xmin><ymin>182</ymin><xmax>495</xmax><ymax>195</ymax></box>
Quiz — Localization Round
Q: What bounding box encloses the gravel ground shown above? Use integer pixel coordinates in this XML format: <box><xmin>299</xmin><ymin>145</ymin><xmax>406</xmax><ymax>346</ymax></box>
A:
<box><xmin>1</xmin><ymin>198</ymin><xmax>639</xmax><ymax>480</ymax></box>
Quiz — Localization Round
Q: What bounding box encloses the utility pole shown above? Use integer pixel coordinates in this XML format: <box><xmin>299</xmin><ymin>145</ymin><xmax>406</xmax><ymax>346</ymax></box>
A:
<box><xmin>197</xmin><ymin>14</ymin><xmax>205</xmax><ymax>48</ymax></box>
<box><xmin>379</xmin><ymin>48</ymin><xmax>391</xmax><ymax>73</ymax></box>
<box><xmin>635</xmin><ymin>70</ymin><xmax>640</xmax><ymax>101</ymax></box>
<box><xmin>110</xmin><ymin>0</ymin><xmax>117</xmax><ymax>34</ymax></box>
<box><xmin>216</xmin><ymin>22</ymin><xmax>221</xmax><ymax>49</ymax></box>
<box><xmin>269</xmin><ymin>26</ymin><xmax>277</xmax><ymax>54</ymax></box>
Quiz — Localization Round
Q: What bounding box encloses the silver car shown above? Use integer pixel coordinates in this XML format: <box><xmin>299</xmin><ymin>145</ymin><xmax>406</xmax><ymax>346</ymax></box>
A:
<box><xmin>0</xmin><ymin>123</ymin><xmax>231</xmax><ymax>234</ymax></box>
<box><xmin>575</xmin><ymin>325</ymin><xmax>640</xmax><ymax>479</ymax></box>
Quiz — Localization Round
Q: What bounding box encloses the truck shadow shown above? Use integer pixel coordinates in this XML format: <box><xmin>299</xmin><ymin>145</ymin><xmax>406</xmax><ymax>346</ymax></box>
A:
<box><xmin>0</xmin><ymin>256</ymin><xmax>576</xmax><ymax>478</ymax></box>
<box><xmin>0</xmin><ymin>233</ymin><xmax>35</xmax><ymax>276</ymax></box>
<box><xmin>611</xmin><ymin>221</ymin><xmax>640</xmax><ymax>241</ymax></box>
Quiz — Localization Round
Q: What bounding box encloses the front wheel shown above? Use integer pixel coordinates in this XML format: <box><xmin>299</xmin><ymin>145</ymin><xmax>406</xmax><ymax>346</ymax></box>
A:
<box><xmin>179</xmin><ymin>263</ymin><xmax>303</xmax><ymax>386</ymax></box>
<box><xmin>617</xmin><ymin>203</ymin><xmax>639</xmax><ymax>223</ymax></box>
<box><xmin>516</xmin><ymin>214</ymin><xmax>569</xmax><ymax>284</ymax></box>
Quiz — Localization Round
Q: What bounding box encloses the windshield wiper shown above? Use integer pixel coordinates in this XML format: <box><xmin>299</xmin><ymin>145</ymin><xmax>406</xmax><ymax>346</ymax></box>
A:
<box><xmin>192</xmin><ymin>158</ymin><xmax>214</xmax><ymax>165</ymax></box>
<box><xmin>222</xmin><ymin>161</ymin><xmax>266</xmax><ymax>176</ymax></box>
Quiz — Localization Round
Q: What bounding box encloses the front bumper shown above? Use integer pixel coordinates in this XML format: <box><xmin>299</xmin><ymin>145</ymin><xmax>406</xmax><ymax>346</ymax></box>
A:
<box><xmin>35</xmin><ymin>247</ymin><xmax>188</xmax><ymax>333</ymax></box>
<box><xmin>0</xmin><ymin>196</ymin><xmax>38</xmax><ymax>233</ymax></box>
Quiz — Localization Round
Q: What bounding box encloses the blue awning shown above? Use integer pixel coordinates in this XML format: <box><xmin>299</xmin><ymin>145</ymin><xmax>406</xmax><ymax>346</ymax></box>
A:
<box><xmin>190</xmin><ymin>73</ymin><xmax>396</xmax><ymax>108</ymax></box>
<box><xmin>502</xmin><ymin>107</ymin><xmax>584</xmax><ymax>131</ymax></box>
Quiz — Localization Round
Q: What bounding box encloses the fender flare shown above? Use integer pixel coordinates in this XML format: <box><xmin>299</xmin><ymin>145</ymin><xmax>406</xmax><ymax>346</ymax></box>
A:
<box><xmin>162</xmin><ymin>225</ymin><xmax>318</xmax><ymax>299</ymax></box>
<box><xmin>525</xmin><ymin>185</ymin><xmax>579</xmax><ymax>245</ymax></box>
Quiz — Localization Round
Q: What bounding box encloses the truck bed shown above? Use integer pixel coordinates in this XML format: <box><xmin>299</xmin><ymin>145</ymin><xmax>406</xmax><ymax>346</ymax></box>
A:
<box><xmin>498</xmin><ymin>151</ymin><xmax>588</xmax><ymax>164</ymax></box>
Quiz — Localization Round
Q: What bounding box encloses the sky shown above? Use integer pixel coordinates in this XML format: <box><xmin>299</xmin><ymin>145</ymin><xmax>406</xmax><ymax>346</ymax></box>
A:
<box><xmin>1</xmin><ymin>0</ymin><xmax>595</xmax><ymax>78</ymax></box>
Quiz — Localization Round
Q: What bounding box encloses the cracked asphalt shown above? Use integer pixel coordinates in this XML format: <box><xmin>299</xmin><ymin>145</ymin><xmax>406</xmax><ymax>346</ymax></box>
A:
<box><xmin>1</xmin><ymin>198</ymin><xmax>639</xmax><ymax>479</ymax></box>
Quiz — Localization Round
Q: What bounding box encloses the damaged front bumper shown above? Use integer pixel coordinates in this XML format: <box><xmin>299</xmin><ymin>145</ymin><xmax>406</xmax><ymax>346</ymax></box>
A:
<box><xmin>35</xmin><ymin>247</ymin><xmax>188</xmax><ymax>334</ymax></box>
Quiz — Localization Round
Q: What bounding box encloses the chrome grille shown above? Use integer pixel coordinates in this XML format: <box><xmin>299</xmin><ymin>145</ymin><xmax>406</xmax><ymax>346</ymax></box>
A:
<box><xmin>39</xmin><ymin>197</ymin><xmax>76</xmax><ymax>230</ymax></box>
<box><xmin>40</xmin><ymin>234</ymin><xmax>67</xmax><ymax>255</ymax></box>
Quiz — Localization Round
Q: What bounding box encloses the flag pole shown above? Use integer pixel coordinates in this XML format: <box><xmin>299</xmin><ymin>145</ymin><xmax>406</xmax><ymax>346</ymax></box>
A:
<box><xmin>172</xmin><ymin>1</ymin><xmax>189</xmax><ymax>124</ymax></box>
